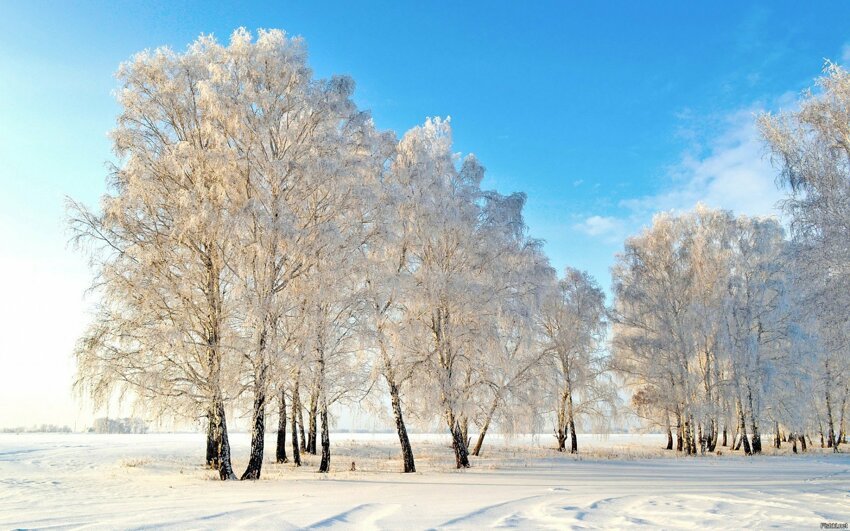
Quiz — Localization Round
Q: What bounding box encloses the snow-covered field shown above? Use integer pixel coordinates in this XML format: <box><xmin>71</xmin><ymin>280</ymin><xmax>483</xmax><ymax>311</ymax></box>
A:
<box><xmin>1</xmin><ymin>432</ymin><xmax>848</xmax><ymax>529</ymax></box>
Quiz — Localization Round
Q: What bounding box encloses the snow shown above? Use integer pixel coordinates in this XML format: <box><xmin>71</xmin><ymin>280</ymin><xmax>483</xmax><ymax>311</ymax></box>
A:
<box><xmin>1</xmin><ymin>433</ymin><xmax>848</xmax><ymax>529</ymax></box>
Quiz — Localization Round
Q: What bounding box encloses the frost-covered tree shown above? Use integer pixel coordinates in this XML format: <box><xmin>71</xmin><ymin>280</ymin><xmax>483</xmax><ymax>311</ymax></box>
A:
<box><xmin>540</xmin><ymin>268</ymin><xmax>612</xmax><ymax>453</ymax></box>
<box><xmin>759</xmin><ymin>61</ymin><xmax>850</xmax><ymax>453</ymax></box>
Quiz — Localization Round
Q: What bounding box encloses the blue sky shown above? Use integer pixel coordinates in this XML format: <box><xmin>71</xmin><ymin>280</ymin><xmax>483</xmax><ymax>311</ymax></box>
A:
<box><xmin>2</xmin><ymin>1</ymin><xmax>850</xmax><ymax>427</ymax></box>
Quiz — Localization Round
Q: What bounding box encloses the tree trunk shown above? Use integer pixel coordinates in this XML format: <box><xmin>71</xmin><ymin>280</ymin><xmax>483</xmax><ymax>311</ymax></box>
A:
<box><xmin>676</xmin><ymin>414</ymin><xmax>684</xmax><ymax>452</ymax></box>
<box><xmin>746</xmin><ymin>387</ymin><xmax>761</xmax><ymax>454</ymax></box>
<box><xmin>211</xmin><ymin>396</ymin><xmax>236</xmax><ymax>480</ymax></box>
<box><xmin>707</xmin><ymin>419</ymin><xmax>717</xmax><ymax>452</ymax></box>
<box><xmin>204</xmin><ymin>250</ymin><xmax>234</xmax><ymax>481</ymax></box>
<box><xmin>472</xmin><ymin>396</ymin><xmax>499</xmax><ymax>457</ymax></box>
<box><xmin>298</xmin><ymin>397</ymin><xmax>307</xmax><ymax>453</ymax></box>
<box><xmin>307</xmin><ymin>384</ymin><xmax>319</xmax><ymax>455</ymax></box>
<box><xmin>791</xmin><ymin>433</ymin><xmax>798</xmax><ymax>454</ymax></box>
<box><xmin>318</xmin><ymin>399</ymin><xmax>331</xmax><ymax>473</ymax></box>
<box><xmin>459</xmin><ymin>416</ymin><xmax>469</xmax><ymax>449</ymax></box>
<box><xmin>567</xmin><ymin>390</ymin><xmax>578</xmax><ymax>454</ymax></box>
<box><xmin>389</xmin><ymin>381</ymin><xmax>416</xmax><ymax>472</ymax></box>
<box><xmin>773</xmin><ymin>420</ymin><xmax>781</xmax><ymax>449</ymax></box>
<box><xmin>665</xmin><ymin>412</ymin><xmax>673</xmax><ymax>450</ymax></box>
<box><xmin>291</xmin><ymin>381</ymin><xmax>302</xmax><ymax>466</ymax></box>
<box><xmin>448</xmin><ymin>416</ymin><xmax>470</xmax><ymax>468</ymax></box>
<box><xmin>801</xmin><ymin>432</ymin><xmax>807</xmax><ymax>452</ymax></box>
<box><xmin>683</xmin><ymin>416</ymin><xmax>695</xmax><ymax>455</ymax></box>
<box><xmin>557</xmin><ymin>389</ymin><xmax>569</xmax><ymax>452</ymax></box>
<box><xmin>826</xmin><ymin>387</ymin><xmax>836</xmax><ymax>452</ymax></box>
<box><xmin>206</xmin><ymin>411</ymin><xmax>218</xmax><ymax>469</ymax></box>
<box><xmin>276</xmin><ymin>389</ymin><xmax>288</xmax><ymax>463</ymax></box>
<box><xmin>241</xmin><ymin>387</ymin><xmax>266</xmax><ymax>480</ymax></box>
<box><xmin>737</xmin><ymin>401</ymin><xmax>751</xmax><ymax>455</ymax></box>
<box><xmin>838</xmin><ymin>387</ymin><xmax>848</xmax><ymax>448</ymax></box>
<box><xmin>241</xmin><ymin>343</ymin><xmax>269</xmax><ymax>481</ymax></box>
<box><xmin>721</xmin><ymin>426</ymin><xmax>727</xmax><ymax>447</ymax></box>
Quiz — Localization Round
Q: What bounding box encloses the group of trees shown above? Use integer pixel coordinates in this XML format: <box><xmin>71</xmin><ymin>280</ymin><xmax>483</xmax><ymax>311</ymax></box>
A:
<box><xmin>71</xmin><ymin>30</ymin><xmax>850</xmax><ymax>482</ymax></box>
<box><xmin>70</xmin><ymin>29</ymin><xmax>612</xmax><ymax>481</ymax></box>
<box><xmin>611</xmin><ymin>63</ymin><xmax>850</xmax><ymax>456</ymax></box>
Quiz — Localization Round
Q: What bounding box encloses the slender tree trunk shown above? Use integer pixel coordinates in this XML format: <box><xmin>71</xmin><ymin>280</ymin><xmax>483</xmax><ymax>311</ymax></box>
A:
<box><xmin>318</xmin><ymin>399</ymin><xmax>331</xmax><ymax>473</ymax></box>
<box><xmin>389</xmin><ymin>380</ymin><xmax>416</xmax><ymax>472</ymax></box>
<box><xmin>211</xmin><ymin>396</ymin><xmax>236</xmax><ymax>480</ymax></box>
<box><xmin>801</xmin><ymin>432</ymin><xmax>807</xmax><ymax>452</ymax></box>
<box><xmin>459</xmin><ymin>416</ymin><xmax>469</xmax><ymax>450</ymax></box>
<box><xmin>683</xmin><ymin>415</ymin><xmax>695</xmax><ymax>455</ymax></box>
<box><xmin>298</xmin><ymin>396</ymin><xmax>307</xmax><ymax>453</ymax></box>
<box><xmin>665</xmin><ymin>412</ymin><xmax>673</xmax><ymax>450</ymax></box>
<box><xmin>721</xmin><ymin>425</ymin><xmax>727</xmax><ymax>447</ymax></box>
<box><xmin>737</xmin><ymin>400</ymin><xmax>751</xmax><ymax>455</ymax></box>
<box><xmin>276</xmin><ymin>389</ymin><xmax>288</xmax><ymax>463</ymax></box>
<box><xmin>746</xmin><ymin>386</ymin><xmax>761</xmax><ymax>454</ymax></box>
<box><xmin>838</xmin><ymin>387</ymin><xmax>848</xmax><ymax>448</ymax></box>
<box><xmin>291</xmin><ymin>380</ymin><xmax>302</xmax><ymax>466</ymax></box>
<box><xmin>472</xmin><ymin>396</ymin><xmax>499</xmax><ymax>457</ymax></box>
<box><xmin>774</xmin><ymin>420</ymin><xmax>781</xmax><ymax>449</ymax></box>
<box><xmin>206</xmin><ymin>411</ymin><xmax>218</xmax><ymax>469</ymax></box>
<box><xmin>447</xmin><ymin>413</ymin><xmax>470</xmax><ymax>468</ymax></box>
<box><xmin>826</xmin><ymin>387</ymin><xmax>837</xmax><ymax>451</ymax></box>
<box><xmin>204</xmin><ymin>250</ymin><xmax>235</xmax><ymax>481</ymax></box>
<box><xmin>557</xmin><ymin>390</ymin><xmax>569</xmax><ymax>452</ymax></box>
<box><xmin>791</xmin><ymin>433</ymin><xmax>798</xmax><ymax>454</ymax></box>
<box><xmin>307</xmin><ymin>384</ymin><xmax>319</xmax><ymax>455</ymax></box>
<box><xmin>676</xmin><ymin>409</ymin><xmax>684</xmax><ymax>452</ymax></box>
<box><xmin>567</xmin><ymin>390</ymin><xmax>578</xmax><ymax>454</ymax></box>
<box><xmin>242</xmin><ymin>333</ymin><xmax>269</xmax><ymax>480</ymax></box>
<box><xmin>241</xmin><ymin>386</ymin><xmax>266</xmax><ymax>480</ymax></box>
<box><xmin>707</xmin><ymin>419</ymin><xmax>717</xmax><ymax>452</ymax></box>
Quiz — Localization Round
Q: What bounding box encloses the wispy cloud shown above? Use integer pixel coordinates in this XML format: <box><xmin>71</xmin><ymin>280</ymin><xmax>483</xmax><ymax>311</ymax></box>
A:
<box><xmin>572</xmin><ymin>215</ymin><xmax>629</xmax><ymax>244</ymax></box>
<box><xmin>574</xmin><ymin>107</ymin><xmax>787</xmax><ymax>243</ymax></box>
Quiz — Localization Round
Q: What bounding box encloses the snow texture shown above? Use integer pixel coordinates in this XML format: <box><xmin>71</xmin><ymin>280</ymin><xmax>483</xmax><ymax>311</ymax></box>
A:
<box><xmin>2</xmin><ymin>433</ymin><xmax>848</xmax><ymax>529</ymax></box>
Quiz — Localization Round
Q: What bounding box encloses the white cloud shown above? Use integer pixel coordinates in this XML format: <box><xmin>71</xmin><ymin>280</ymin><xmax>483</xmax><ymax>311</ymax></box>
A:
<box><xmin>575</xmin><ymin>107</ymin><xmax>786</xmax><ymax>245</ymax></box>
<box><xmin>623</xmin><ymin>108</ymin><xmax>784</xmax><ymax>219</ymax></box>
<box><xmin>573</xmin><ymin>215</ymin><xmax>629</xmax><ymax>244</ymax></box>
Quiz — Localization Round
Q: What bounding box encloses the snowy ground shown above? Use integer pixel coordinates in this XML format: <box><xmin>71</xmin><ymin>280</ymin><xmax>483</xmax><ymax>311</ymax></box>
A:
<box><xmin>1</xmin><ymin>432</ymin><xmax>848</xmax><ymax>529</ymax></box>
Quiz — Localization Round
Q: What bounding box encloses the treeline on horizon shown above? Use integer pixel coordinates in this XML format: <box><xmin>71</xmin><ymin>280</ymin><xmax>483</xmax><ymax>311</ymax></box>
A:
<box><xmin>71</xmin><ymin>29</ymin><xmax>849</xmax><ymax>481</ymax></box>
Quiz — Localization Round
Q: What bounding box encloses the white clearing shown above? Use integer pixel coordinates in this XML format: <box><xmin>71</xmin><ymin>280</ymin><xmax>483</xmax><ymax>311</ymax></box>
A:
<box><xmin>1</xmin><ymin>433</ymin><xmax>848</xmax><ymax>529</ymax></box>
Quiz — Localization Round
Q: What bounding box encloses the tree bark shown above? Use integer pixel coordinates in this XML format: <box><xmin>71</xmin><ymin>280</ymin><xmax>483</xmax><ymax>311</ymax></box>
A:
<box><xmin>676</xmin><ymin>411</ymin><xmax>684</xmax><ymax>452</ymax></box>
<box><xmin>241</xmin><ymin>386</ymin><xmax>266</xmax><ymax>480</ymax></box>
<box><xmin>307</xmin><ymin>383</ymin><xmax>319</xmax><ymax>455</ymax></box>
<box><xmin>389</xmin><ymin>381</ymin><xmax>416</xmax><ymax>472</ymax></box>
<box><xmin>472</xmin><ymin>396</ymin><xmax>499</xmax><ymax>457</ymax></box>
<box><xmin>557</xmin><ymin>389</ymin><xmax>569</xmax><ymax>452</ymax></box>
<box><xmin>276</xmin><ymin>389</ymin><xmax>288</xmax><ymax>463</ymax></box>
<box><xmin>737</xmin><ymin>400</ymin><xmax>751</xmax><ymax>455</ymax></box>
<box><xmin>291</xmin><ymin>380</ymin><xmax>302</xmax><ymax>466</ymax></box>
<box><xmin>448</xmin><ymin>416</ymin><xmax>470</xmax><ymax>468</ymax></box>
<box><xmin>774</xmin><ymin>420</ymin><xmax>781</xmax><ymax>449</ymax></box>
<box><xmin>241</xmin><ymin>333</ymin><xmax>269</xmax><ymax>480</ymax></box>
<box><xmin>826</xmin><ymin>386</ymin><xmax>837</xmax><ymax>452</ymax></box>
<box><xmin>318</xmin><ymin>399</ymin><xmax>331</xmax><ymax>473</ymax></box>
<box><xmin>206</xmin><ymin>411</ymin><xmax>218</xmax><ymax>469</ymax></box>
<box><xmin>211</xmin><ymin>396</ymin><xmax>236</xmax><ymax>480</ymax></box>
<box><xmin>298</xmin><ymin>396</ymin><xmax>307</xmax><ymax>453</ymax></box>
<box><xmin>747</xmin><ymin>387</ymin><xmax>761</xmax><ymax>454</ymax></box>
<box><xmin>721</xmin><ymin>425</ymin><xmax>727</xmax><ymax>447</ymax></box>
<box><xmin>567</xmin><ymin>390</ymin><xmax>578</xmax><ymax>454</ymax></box>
